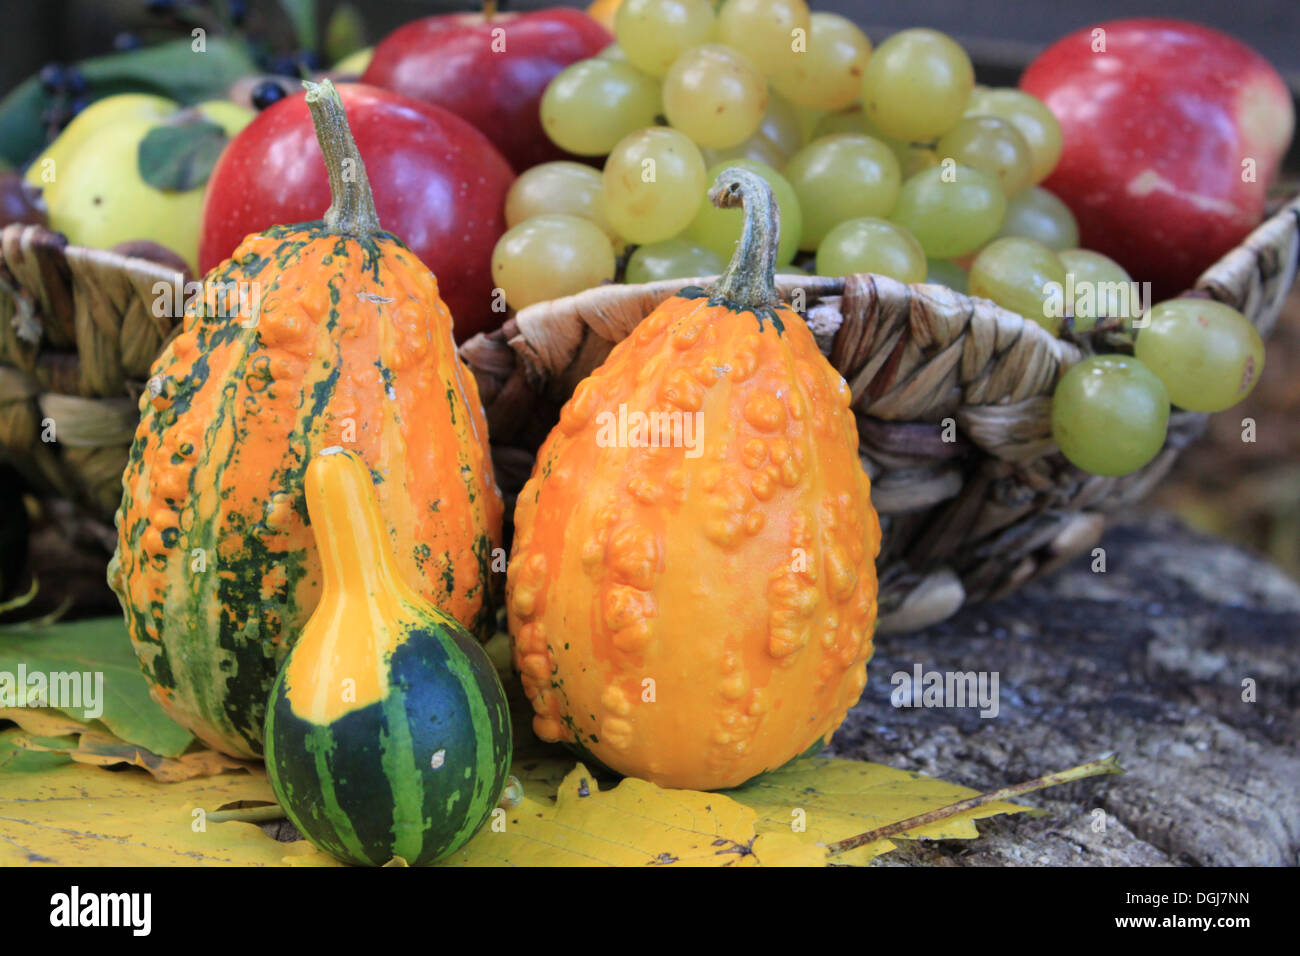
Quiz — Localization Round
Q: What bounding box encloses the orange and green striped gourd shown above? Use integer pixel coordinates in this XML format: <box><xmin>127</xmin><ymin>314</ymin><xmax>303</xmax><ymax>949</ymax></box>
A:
<box><xmin>265</xmin><ymin>447</ymin><xmax>512</xmax><ymax>867</ymax></box>
<box><xmin>108</xmin><ymin>80</ymin><xmax>503</xmax><ymax>759</ymax></box>
<box><xmin>506</xmin><ymin>168</ymin><xmax>881</xmax><ymax>791</ymax></box>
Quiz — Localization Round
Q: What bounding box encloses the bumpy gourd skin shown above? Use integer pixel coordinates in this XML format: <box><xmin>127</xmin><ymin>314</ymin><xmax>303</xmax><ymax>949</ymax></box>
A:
<box><xmin>109</xmin><ymin>224</ymin><xmax>503</xmax><ymax>759</ymax></box>
<box><xmin>507</xmin><ymin>287</ymin><xmax>881</xmax><ymax>791</ymax></box>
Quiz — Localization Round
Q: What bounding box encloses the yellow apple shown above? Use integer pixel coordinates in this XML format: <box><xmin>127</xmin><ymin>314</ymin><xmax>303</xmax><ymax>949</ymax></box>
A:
<box><xmin>26</xmin><ymin>95</ymin><xmax>254</xmax><ymax>270</ymax></box>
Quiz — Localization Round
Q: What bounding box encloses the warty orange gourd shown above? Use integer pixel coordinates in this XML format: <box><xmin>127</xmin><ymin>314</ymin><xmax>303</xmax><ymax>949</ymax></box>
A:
<box><xmin>506</xmin><ymin>167</ymin><xmax>881</xmax><ymax>790</ymax></box>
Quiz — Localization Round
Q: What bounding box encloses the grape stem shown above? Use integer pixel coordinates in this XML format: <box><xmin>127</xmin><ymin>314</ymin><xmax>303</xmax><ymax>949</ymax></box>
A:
<box><xmin>707</xmin><ymin>167</ymin><xmax>781</xmax><ymax>311</ymax></box>
<box><xmin>303</xmin><ymin>78</ymin><xmax>382</xmax><ymax>238</ymax></box>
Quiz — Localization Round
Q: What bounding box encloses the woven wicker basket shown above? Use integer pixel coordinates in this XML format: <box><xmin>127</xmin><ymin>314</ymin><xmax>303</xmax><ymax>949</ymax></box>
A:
<box><xmin>2</xmin><ymin>197</ymin><xmax>1298</xmax><ymax>630</ymax></box>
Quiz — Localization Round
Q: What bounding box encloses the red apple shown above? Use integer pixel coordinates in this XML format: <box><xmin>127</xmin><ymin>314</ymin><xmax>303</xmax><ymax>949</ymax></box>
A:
<box><xmin>1021</xmin><ymin>18</ymin><xmax>1294</xmax><ymax>298</ymax></box>
<box><xmin>362</xmin><ymin>8</ymin><xmax>611</xmax><ymax>172</ymax></box>
<box><xmin>199</xmin><ymin>83</ymin><xmax>514</xmax><ymax>341</ymax></box>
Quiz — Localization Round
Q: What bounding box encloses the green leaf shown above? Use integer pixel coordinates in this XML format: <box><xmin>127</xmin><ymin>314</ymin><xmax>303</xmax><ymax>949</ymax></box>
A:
<box><xmin>0</xmin><ymin>728</ymin><xmax>74</xmax><ymax>774</ymax></box>
<box><xmin>0</xmin><ymin>37</ymin><xmax>257</xmax><ymax>166</ymax></box>
<box><xmin>137</xmin><ymin>119</ymin><xmax>229</xmax><ymax>192</ymax></box>
<box><xmin>279</xmin><ymin>0</ymin><xmax>318</xmax><ymax>53</ymax></box>
<box><xmin>0</xmin><ymin>618</ymin><xmax>193</xmax><ymax>757</ymax></box>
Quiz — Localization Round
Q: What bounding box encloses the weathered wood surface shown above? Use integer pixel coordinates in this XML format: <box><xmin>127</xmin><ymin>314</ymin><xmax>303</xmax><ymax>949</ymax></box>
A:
<box><xmin>834</xmin><ymin>512</ymin><xmax>1300</xmax><ymax>866</ymax></box>
<box><xmin>260</xmin><ymin>512</ymin><xmax>1299</xmax><ymax>866</ymax></box>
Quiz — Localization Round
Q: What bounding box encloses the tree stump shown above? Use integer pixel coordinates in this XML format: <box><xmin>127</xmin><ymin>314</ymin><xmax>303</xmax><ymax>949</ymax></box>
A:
<box><xmin>833</xmin><ymin>512</ymin><xmax>1300</xmax><ymax>866</ymax></box>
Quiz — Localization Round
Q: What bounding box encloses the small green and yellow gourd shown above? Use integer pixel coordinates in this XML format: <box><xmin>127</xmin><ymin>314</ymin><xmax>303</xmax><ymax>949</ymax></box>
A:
<box><xmin>265</xmin><ymin>447</ymin><xmax>512</xmax><ymax>867</ymax></box>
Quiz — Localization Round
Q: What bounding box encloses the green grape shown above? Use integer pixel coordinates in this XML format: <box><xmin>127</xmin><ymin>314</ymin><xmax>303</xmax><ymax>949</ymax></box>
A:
<box><xmin>663</xmin><ymin>44</ymin><xmax>768</xmax><ymax>149</ymax></box>
<box><xmin>813</xmin><ymin>109</ymin><xmax>938</xmax><ymax>177</ymax></box>
<box><xmin>815</xmin><ymin>217</ymin><xmax>926</xmax><ymax>283</ymax></box>
<box><xmin>492</xmin><ymin>214</ymin><xmax>616</xmax><ymax>310</ymax></box>
<box><xmin>995</xmin><ymin>185</ymin><xmax>1078</xmax><ymax>250</ymax></box>
<box><xmin>935</xmin><ymin>116</ymin><xmax>1033</xmax><ymax>196</ymax></box>
<box><xmin>717</xmin><ymin>0</ymin><xmax>811</xmax><ymax>80</ymax></box>
<box><xmin>812</xmin><ymin>106</ymin><xmax>868</xmax><ymax>139</ymax></box>
<box><xmin>965</xmin><ymin>87</ymin><xmax>1063</xmax><ymax>184</ymax></box>
<box><xmin>889</xmin><ymin>164</ymin><xmax>1005</xmax><ymax>259</ymax></box>
<box><xmin>778</xmin><ymin>262</ymin><xmax>810</xmax><ymax>275</ymax></box>
<box><xmin>925</xmin><ymin>258</ymin><xmax>968</xmax><ymax>293</ymax></box>
<box><xmin>603</xmin><ymin>126</ymin><xmax>708</xmax><ymax>244</ymax></box>
<box><xmin>625</xmin><ymin>237</ymin><xmax>725</xmax><ymax>283</ymax></box>
<box><xmin>541</xmin><ymin>59</ymin><xmax>662</xmax><ymax>156</ymax></box>
<box><xmin>861</xmin><ymin>28</ymin><xmax>973</xmax><ymax>142</ymax></box>
<box><xmin>968</xmin><ymin>236</ymin><xmax>1067</xmax><ymax>332</ymax></box>
<box><xmin>1052</xmin><ymin>355</ymin><xmax>1170</xmax><ymax>476</ymax></box>
<box><xmin>771</xmin><ymin>12</ymin><xmax>871</xmax><ymax>112</ymax></box>
<box><xmin>505</xmin><ymin>161</ymin><xmax>618</xmax><ymax>243</ymax></box>
<box><xmin>597</xmin><ymin>43</ymin><xmax>629</xmax><ymax>61</ymax></box>
<box><xmin>615</xmin><ymin>0</ymin><xmax>717</xmax><ymax>77</ymax></box>
<box><xmin>685</xmin><ymin>158</ymin><xmax>802</xmax><ymax>264</ymax></box>
<box><xmin>785</xmin><ymin>134</ymin><xmax>901</xmax><ymax>250</ymax></box>
<box><xmin>701</xmin><ymin>91</ymin><xmax>805</xmax><ymax>168</ymax></box>
<box><xmin>1133</xmin><ymin>299</ymin><xmax>1265</xmax><ymax>412</ymax></box>
<box><xmin>1057</xmin><ymin>249</ymin><xmax>1136</xmax><ymax>331</ymax></box>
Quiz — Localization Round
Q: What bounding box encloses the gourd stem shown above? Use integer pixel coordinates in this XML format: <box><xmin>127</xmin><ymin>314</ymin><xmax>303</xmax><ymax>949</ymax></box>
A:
<box><xmin>303</xmin><ymin>79</ymin><xmax>382</xmax><ymax>238</ymax></box>
<box><xmin>706</xmin><ymin>167</ymin><xmax>780</xmax><ymax>310</ymax></box>
<box><xmin>305</xmin><ymin>448</ymin><xmax>401</xmax><ymax>601</ymax></box>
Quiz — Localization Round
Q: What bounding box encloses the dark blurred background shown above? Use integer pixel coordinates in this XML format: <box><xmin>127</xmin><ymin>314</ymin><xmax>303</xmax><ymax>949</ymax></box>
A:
<box><xmin>4</xmin><ymin>0</ymin><xmax>1300</xmax><ymax>90</ymax></box>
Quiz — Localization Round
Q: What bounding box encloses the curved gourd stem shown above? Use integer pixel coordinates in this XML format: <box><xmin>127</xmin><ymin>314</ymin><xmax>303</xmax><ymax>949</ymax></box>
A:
<box><xmin>706</xmin><ymin>166</ymin><xmax>781</xmax><ymax>311</ymax></box>
<box><xmin>302</xmin><ymin>79</ymin><xmax>382</xmax><ymax>238</ymax></box>
<box><xmin>305</xmin><ymin>447</ymin><xmax>404</xmax><ymax>603</ymax></box>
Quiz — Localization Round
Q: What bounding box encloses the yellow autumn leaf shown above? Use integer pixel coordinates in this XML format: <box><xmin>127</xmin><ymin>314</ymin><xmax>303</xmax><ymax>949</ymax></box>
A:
<box><xmin>728</xmin><ymin>756</ymin><xmax>1030</xmax><ymax>864</ymax></box>
<box><xmin>1</xmin><ymin>707</ymin><xmax>253</xmax><ymax>782</ymax></box>
<box><xmin>439</xmin><ymin>764</ymin><xmax>826</xmax><ymax>867</ymax></box>
<box><xmin>0</xmin><ymin>758</ymin><xmax>324</xmax><ymax>866</ymax></box>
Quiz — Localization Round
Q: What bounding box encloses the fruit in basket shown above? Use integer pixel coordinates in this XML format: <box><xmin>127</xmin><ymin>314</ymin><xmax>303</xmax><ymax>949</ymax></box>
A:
<box><xmin>625</xmin><ymin>237</ymin><xmax>725</xmax><ymax>282</ymax></box>
<box><xmin>1056</xmin><ymin>249</ymin><xmax>1136</xmax><ymax>331</ymax></box>
<box><xmin>507</xmin><ymin>167</ymin><xmax>880</xmax><ymax>790</ymax></box>
<box><xmin>663</xmin><ymin>44</ymin><xmax>767</xmax><ymax>150</ymax></box>
<box><xmin>198</xmin><ymin>83</ymin><xmax>513</xmax><ymax>342</ymax></box>
<box><xmin>362</xmin><ymin>7</ymin><xmax>611</xmax><ymax>171</ymax></box>
<box><xmin>889</xmin><ymin>164</ymin><xmax>1006</xmax><ymax>259</ymax></box>
<box><xmin>963</xmin><ymin>87</ymin><xmax>1062</xmax><ymax>186</ymax></box>
<box><xmin>816</xmin><ymin>217</ymin><xmax>926</xmax><ymax>283</ymax></box>
<box><xmin>540</xmin><ymin>57</ymin><xmax>661</xmax><ymax>156</ymax></box>
<box><xmin>995</xmin><ymin>185</ymin><xmax>1078</xmax><ymax>250</ymax></box>
<box><xmin>492</xmin><ymin>214</ymin><xmax>616</xmax><ymax>309</ymax></box>
<box><xmin>861</xmin><ymin>28</ymin><xmax>973</xmax><ymax>142</ymax></box>
<box><xmin>1021</xmin><ymin>18</ymin><xmax>1296</xmax><ymax>298</ymax></box>
<box><xmin>770</xmin><ymin>12</ymin><xmax>871</xmax><ymax>112</ymax></box>
<box><xmin>504</xmin><ymin>161</ymin><xmax>618</xmax><ymax>242</ymax></box>
<box><xmin>25</xmin><ymin>94</ymin><xmax>253</xmax><ymax>270</ymax></box>
<box><xmin>110</xmin><ymin>81</ymin><xmax>503</xmax><ymax>759</ymax></box>
<box><xmin>784</xmin><ymin>134</ymin><xmax>900</xmax><ymax>250</ymax></box>
<box><xmin>936</xmin><ymin>116</ymin><xmax>1033</xmax><ymax>196</ymax></box>
<box><xmin>1052</xmin><ymin>355</ymin><xmax>1170</xmax><ymax>476</ymax></box>
<box><xmin>1134</xmin><ymin>298</ymin><xmax>1265</xmax><ymax>412</ymax></box>
<box><xmin>265</xmin><ymin>448</ymin><xmax>511</xmax><ymax>868</ymax></box>
<box><xmin>615</xmin><ymin>0</ymin><xmax>717</xmax><ymax>76</ymax></box>
<box><xmin>969</xmin><ymin>237</ymin><xmax>1068</xmax><ymax>332</ymax></box>
<box><xmin>602</xmin><ymin>126</ymin><xmax>707</xmax><ymax>243</ymax></box>
<box><xmin>718</xmin><ymin>0</ymin><xmax>809</xmax><ymax>80</ymax></box>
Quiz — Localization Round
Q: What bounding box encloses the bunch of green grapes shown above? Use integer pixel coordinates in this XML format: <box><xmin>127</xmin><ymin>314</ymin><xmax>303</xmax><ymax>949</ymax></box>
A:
<box><xmin>500</xmin><ymin>1</ymin><xmax>1267</xmax><ymax>482</ymax></box>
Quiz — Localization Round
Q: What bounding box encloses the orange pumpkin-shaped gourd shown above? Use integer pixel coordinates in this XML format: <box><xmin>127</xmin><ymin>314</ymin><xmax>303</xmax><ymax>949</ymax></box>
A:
<box><xmin>506</xmin><ymin>168</ymin><xmax>881</xmax><ymax>790</ymax></box>
<box><xmin>109</xmin><ymin>81</ymin><xmax>503</xmax><ymax>758</ymax></box>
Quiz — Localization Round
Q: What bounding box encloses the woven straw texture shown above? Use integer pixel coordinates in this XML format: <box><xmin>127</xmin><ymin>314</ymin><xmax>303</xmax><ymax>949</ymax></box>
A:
<box><xmin>2</xmin><ymin>197</ymin><xmax>1298</xmax><ymax>631</ymax></box>
<box><xmin>460</xmin><ymin>195</ymin><xmax>1300</xmax><ymax>632</ymax></box>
